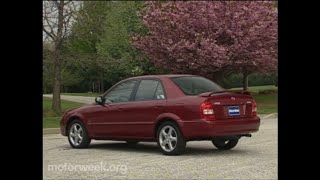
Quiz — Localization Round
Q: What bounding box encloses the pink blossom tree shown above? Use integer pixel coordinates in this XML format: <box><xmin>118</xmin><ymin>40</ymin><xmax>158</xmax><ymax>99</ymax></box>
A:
<box><xmin>133</xmin><ymin>1</ymin><xmax>277</xmax><ymax>89</ymax></box>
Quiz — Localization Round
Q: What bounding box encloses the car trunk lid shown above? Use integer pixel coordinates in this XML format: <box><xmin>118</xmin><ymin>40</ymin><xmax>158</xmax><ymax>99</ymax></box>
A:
<box><xmin>199</xmin><ymin>90</ymin><xmax>255</xmax><ymax>120</ymax></box>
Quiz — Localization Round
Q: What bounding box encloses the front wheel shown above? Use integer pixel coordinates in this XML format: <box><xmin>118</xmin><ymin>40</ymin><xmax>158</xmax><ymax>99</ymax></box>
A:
<box><xmin>212</xmin><ymin>138</ymin><xmax>238</xmax><ymax>150</ymax></box>
<box><xmin>68</xmin><ymin>120</ymin><xmax>91</xmax><ymax>148</ymax></box>
<box><xmin>157</xmin><ymin>121</ymin><xmax>186</xmax><ymax>155</ymax></box>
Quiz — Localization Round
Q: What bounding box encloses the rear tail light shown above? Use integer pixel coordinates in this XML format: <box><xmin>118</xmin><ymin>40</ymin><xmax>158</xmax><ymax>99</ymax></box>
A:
<box><xmin>252</xmin><ymin>100</ymin><xmax>257</xmax><ymax>116</ymax></box>
<box><xmin>200</xmin><ymin>100</ymin><xmax>215</xmax><ymax>119</ymax></box>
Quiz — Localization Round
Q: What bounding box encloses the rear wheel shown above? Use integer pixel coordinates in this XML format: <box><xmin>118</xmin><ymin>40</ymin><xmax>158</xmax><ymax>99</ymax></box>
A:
<box><xmin>68</xmin><ymin>120</ymin><xmax>91</xmax><ymax>148</ymax></box>
<box><xmin>212</xmin><ymin>138</ymin><xmax>238</xmax><ymax>150</ymax></box>
<box><xmin>157</xmin><ymin>121</ymin><xmax>186</xmax><ymax>155</ymax></box>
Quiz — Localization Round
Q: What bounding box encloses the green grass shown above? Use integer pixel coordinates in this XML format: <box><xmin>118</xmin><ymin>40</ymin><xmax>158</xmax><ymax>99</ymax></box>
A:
<box><xmin>43</xmin><ymin>117</ymin><xmax>61</xmax><ymax>129</ymax></box>
<box><xmin>61</xmin><ymin>93</ymin><xmax>100</xmax><ymax>97</ymax></box>
<box><xmin>230</xmin><ymin>85</ymin><xmax>277</xmax><ymax>114</ymax></box>
<box><xmin>253</xmin><ymin>94</ymin><xmax>277</xmax><ymax>114</ymax></box>
<box><xmin>43</xmin><ymin>97</ymin><xmax>84</xmax><ymax>128</ymax></box>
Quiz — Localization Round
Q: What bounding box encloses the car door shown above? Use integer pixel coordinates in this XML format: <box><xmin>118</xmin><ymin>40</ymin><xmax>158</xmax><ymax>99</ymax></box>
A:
<box><xmin>88</xmin><ymin>80</ymin><xmax>139</xmax><ymax>137</ymax></box>
<box><xmin>117</xmin><ymin>79</ymin><xmax>167</xmax><ymax>138</ymax></box>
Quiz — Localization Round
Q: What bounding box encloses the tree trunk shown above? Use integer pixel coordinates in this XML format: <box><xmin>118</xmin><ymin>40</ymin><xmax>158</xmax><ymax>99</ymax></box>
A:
<box><xmin>52</xmin><ymin>49</ymin><xmax>62</xmax><ymax>114</ymax></box>
<box><xmin>51</xmin><ymin>0</ymin><xmax>64</xmax><ymax>115</ymax></box>
<box><xmin>242</xmin><ymin>72</ymin><xmax>249</xmax><ymax>90</ymax></box>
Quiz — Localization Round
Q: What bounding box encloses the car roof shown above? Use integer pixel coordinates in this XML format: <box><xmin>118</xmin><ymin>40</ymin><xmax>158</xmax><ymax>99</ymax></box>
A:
<box><xmin>126</xmin><ymin>74</ymin><xmax>196</xmax><ymax>80</ymax></box>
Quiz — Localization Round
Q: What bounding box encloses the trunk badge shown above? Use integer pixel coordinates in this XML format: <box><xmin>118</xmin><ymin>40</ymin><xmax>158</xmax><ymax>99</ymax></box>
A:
<box><xmin>231</xmin><ymin>97</ymin><xmax>236</xmax><ymax>101</ymax></box>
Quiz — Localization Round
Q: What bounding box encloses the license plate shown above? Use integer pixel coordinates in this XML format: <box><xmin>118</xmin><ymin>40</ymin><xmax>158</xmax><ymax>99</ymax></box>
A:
<box><xmin>228</xmin><ymin>106</ymin><xmax>240</xmax><ymax>116</ymax></box>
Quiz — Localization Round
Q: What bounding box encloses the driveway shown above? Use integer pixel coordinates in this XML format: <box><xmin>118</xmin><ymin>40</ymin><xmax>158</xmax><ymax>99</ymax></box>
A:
<box><xmin>43</xmin><ymin>117</ymin><xmax>277</xmax><ymax>179</ymax></box>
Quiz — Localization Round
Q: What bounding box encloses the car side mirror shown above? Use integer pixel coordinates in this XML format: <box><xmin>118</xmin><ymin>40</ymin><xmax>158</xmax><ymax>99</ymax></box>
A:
<box><xmin>95</xmin><ymin>96</ymin><xmax>105</xmax><ymax>105</ymax></box>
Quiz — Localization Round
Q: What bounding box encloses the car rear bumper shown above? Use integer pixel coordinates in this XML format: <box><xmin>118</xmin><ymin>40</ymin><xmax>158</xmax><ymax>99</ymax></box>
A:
<box><xmin>179</xmin><ymin>116</ymin><xmax>260</xmax><ymax>140</ymax></box>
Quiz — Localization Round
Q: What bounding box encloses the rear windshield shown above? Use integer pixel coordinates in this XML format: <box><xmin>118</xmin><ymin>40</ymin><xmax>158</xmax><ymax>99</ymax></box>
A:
<box><xmin>171</xmin><ymin>76</ymin><xmax>223</xmax><ymax>95</ymax></box>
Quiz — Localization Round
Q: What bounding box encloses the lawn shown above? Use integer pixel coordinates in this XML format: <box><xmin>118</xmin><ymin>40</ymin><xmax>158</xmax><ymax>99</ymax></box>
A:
<box><xmin>253</xmin><ymin>94</ymin><xmax>277</xmax><ymax>114</ymax></box>
<box><xmin>43</xmin><ymin>97</ymin><xmax>84</xmax><ymax>128</ymax></box>
<box><xmin>230</xmin><ymin>85</ymin><xmax>277</xmax><ymax>114</ymax></box>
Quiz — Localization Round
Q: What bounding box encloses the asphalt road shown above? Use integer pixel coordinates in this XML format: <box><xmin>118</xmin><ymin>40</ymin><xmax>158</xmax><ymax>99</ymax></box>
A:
<box><xmin>43</xmin><ymin>117</ymin><xmax>277</xmax><ymax>179</ymax></box>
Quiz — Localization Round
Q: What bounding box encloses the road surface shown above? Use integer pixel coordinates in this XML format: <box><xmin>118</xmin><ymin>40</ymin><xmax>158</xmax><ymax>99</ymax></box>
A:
<box><xmin>43</xmin><ymin>117</ymin><xmax>277</xmax><ymax>179</ymax></box>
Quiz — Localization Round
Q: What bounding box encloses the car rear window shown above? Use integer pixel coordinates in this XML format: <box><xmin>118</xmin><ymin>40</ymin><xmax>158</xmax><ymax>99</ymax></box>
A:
<box><xmin>171</xmin><ymin>76</ymin><xmax>223</xmax><ymax>95</ymax></box>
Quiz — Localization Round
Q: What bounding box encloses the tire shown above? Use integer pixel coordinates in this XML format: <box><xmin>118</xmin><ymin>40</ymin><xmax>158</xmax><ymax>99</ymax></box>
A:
<box><xmin>68</xmin><ymin>120</ymin><xmax>91</xmax><ymax>148</ymax></box>
<box><xmin>157</xmin><ymin>121</ymin><xmax>186</xmax><ymax>155</ymax></box>
<box><xmin>126</xmin><ymin>141</ymin><xmax>139</xmax><ymax>145</ymax></box>
<box><xmin>212</xmin><ymin>138</ymin><xmax>238</xmax><ymax>150</ymax></box>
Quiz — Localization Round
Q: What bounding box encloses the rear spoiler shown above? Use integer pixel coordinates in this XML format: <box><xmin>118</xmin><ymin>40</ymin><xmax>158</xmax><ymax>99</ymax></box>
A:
<box><xmin>199</xmin><ymin>90</ymin><xmax>251</xmax><ymax>97</ymax></box>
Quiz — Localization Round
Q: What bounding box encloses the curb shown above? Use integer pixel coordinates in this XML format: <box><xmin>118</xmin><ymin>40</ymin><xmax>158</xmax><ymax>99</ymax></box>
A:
<box><xmin>260</xmin><ymin>113</ymin><xmax>278</xmax><ymax>119</ymax></box>
<box><xmin>43</xmin><ymin>128</ymin><xmax>60</xmax><ymax>135</ymax></box>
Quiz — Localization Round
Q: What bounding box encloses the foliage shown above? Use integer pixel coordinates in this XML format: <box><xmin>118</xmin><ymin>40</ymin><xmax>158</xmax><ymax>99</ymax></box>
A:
<box><xmin>133</xmin><ymin>1</ymin><xmax>277</xmax><ymax>79</ymax></box>
<box><xmin>95</xmin><ymin>1</ymin><xmax>150</xmax><ymax>82</ymax></box>
<box><xmin>43</xmin><ymin>43</ymin><xmax>54</xmax><ymax>94</ymax></box>
<box><xmin>61</xmin><ymin>1</ymin><xmax>154</xmax><ymax>92</ymax></box>
<box><xmin>43</xmin><ymin>1</ymin><xmax>278</xmax><ymax>94</ymax></box>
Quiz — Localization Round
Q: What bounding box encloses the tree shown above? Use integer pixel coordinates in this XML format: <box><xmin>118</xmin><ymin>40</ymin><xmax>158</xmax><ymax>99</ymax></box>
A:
<box><xmin>96</xmin><ymin>1</ymin><xmax>148</xmax><ymax>82</ymax></box>
<box><xmin>67</xmin><ymin>1</ymin><xmax>153</xmax><ymax>91</ymax></box>
<box><xmin>65</xmin><ymin>1</ymin><xmax>112</xmax><ymax>93</ymax></box>
<box><xmin>43</xmin><ymin>42</ymin><xmax>54</xmax><ymax>94</ymax></box>
<box><xmin>133</xmin><ymin>1</ymin><xmax>277</xmax><ymax>89</ymax></box>
<box><xmin>43</xmin><ymin>1</ymin><xmax>79</xmax><ymax>114</ymax></box>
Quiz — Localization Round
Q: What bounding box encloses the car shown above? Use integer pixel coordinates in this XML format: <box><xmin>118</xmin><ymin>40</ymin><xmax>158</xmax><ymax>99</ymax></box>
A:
<box><xmin>60</xmin><ymin>74</ymin><xmax>260</xmax><ymax>155</ymax></box>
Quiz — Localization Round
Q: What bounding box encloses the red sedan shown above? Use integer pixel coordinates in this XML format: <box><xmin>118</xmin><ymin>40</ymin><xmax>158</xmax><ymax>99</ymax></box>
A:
<box><xmin>60</xmin><ymin>75</ymin><xmax>260</xmax><ymax>155</ymax></box>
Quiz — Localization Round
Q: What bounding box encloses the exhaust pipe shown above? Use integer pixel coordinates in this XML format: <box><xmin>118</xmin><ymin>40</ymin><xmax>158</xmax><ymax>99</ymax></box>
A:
<box><xmin>240</xmin><ymin>134</ymin><xmax>252</xmax><ymax>138</ymax></box>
